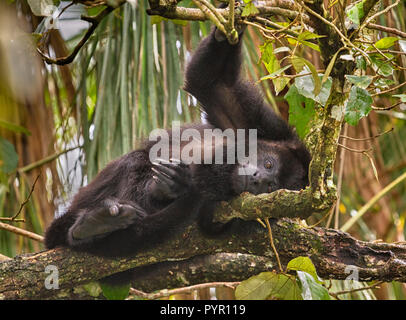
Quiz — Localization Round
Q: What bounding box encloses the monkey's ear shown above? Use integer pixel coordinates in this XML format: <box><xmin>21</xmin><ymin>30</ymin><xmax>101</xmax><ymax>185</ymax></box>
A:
<box><xmin>286</xmin><ymin>142</ymin><xmax>312</xmax><ymax>170</ymax></box>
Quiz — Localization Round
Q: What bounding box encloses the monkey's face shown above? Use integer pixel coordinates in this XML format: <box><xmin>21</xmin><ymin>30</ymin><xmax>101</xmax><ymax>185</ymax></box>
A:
<box><xmin>231</xmin><ymin>140</ymin><xmax>310</xmax><ymax>195</ymax></box>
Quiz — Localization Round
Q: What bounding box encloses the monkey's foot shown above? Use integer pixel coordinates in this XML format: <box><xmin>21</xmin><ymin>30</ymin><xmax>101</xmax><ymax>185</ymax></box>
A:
<box><xmin>68</xmin><ymin>199</ymin><xmax>147</xmax><ymax>244</ymax></box>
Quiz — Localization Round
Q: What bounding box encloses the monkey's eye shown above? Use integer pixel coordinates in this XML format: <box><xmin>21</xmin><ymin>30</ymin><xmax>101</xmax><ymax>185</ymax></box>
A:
<box><xmin>265</xmin><ymin>161</ymin><xmax>272</xmax><ymax>169</ymax></box>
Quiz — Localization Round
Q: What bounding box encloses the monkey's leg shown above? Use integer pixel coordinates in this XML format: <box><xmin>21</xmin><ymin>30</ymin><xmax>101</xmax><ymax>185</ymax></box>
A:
<box><xmin>68</xmin><ymin>198</ymin><xmax>147</xmax><ymax>246</ymax></box>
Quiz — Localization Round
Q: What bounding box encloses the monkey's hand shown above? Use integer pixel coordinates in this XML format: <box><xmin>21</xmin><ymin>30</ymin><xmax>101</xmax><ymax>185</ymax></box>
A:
<box><xmin>150</xmin><ymin>159</ymin><xmax>193</xmax><ymax>201</ymax></box>
<box><xmin>214</xmin><ymin>1</ymin><xmax>246</xmax><ymax>42</ymax></box>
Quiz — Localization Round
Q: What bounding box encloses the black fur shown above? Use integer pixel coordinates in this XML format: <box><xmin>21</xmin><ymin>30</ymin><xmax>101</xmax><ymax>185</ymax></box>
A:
<box><xmin>44</xmin><ymin>27</ymin><xmax>311</xmax><ymax>258</ymax></box>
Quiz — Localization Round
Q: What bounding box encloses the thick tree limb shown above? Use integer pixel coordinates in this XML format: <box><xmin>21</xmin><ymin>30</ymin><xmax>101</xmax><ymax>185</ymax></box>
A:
<box><xmin>2</xmin><ymin>218</ymin><xmax>406</xmax><ymax>299</ymax></box>
<box><xmin>130</xmin><ymin>253</ymin><xmax>274</xmax><ymax>293</ymax></box>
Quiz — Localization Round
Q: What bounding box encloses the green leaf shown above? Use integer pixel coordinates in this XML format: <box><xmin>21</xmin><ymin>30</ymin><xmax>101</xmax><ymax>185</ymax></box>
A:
<box><xmin>259</xmin><ymin>64</ymin><xmax>292</xmax><ymax>81</ymax></box>
<box><xmin>82</xmin><ymin>282</ymin><xmax>102</xmax><ymax>298</ymax></box>
<box><xmin>273</xmin><ymin>47</ymin><xmax>291</xmax><ymax>54</ymax></box>
<box><xmin>274</xmin><ymin>77</ymin><xmax>290</xmax><ymax>95</ymax></box>
<box><xmin>151</xmin><ymin>15</ymin><xmax>189</xmax><ymax>26</ymax></box>
<box><xmin>345</xmin><ymin>75</ymin><xmax>373</xmax><ymax>89</ymax></box>
<box><xmin>288</xmin><ymin>31</ymin><xmax>324</xmax><ymax>52</ymax></box>
<box><xmin>298</xmin><ymin>31</ymin><xmax>325</xmax><ymax>41</ymax></box>
<box><xmin>293</xmin><ymin>57</ymin><xmax>321</xmax><ymax>96</ymax></box>
<box><xmin>356</xmin><ymin>56</ymin><xmax>366</xmax><ymax>70</ymax></box>
<box><xmin>296</xmin><ymin>271</ymin><xmax>331</xmax><ymax>300</ymax></box>
<box><xmin>150</xmin><ymin>15</ymin><xmax>167</xmax><ymax>25</ymax></box>
<box><xmin>259</xmin><ymin>43</ymin><xmax>289</xmax><ymax>94</ymax></box>
<box><xmin>285</xmin><ymin>84</ymin><xmax>316</xmax><ymax>139</ymax></box>
<box><xmin>344</xmin><ymin>86</ymin><xmax>373</xmax><ymax>126</ymax></box>
<box><xmin>31</xmin><ymin>33</ymin><xmax>43</xmax><ymax>45</ymax></box>
<box><xmin>86</xmin><ymin>4</ymin><xmax>106</xmax><ymax>16</ymax></box>
<box><xmin>259</xmin><ymin>41</ymin><xmax>274</xmax><ymax>67</ymax></box>
<box><xmin>346</xmin><ymin>1</ymin><xmax>365</xmax><ymax>25</ymax></box>
<box><xmin>322</xmin><ymin>51</ymin><xmax>339</xmax><ymax>87</ymax></box>
<box><xmin>0</xmin><ymin>137</ymin><xmax>18</xmax><ymax>174</ymax></box>
<box><xmin>291</xmin><ymin>56</ymin><xmax>306</xmax><ymax>73</ymax></box>
<box><xmin>241</xmin><ymin>2</ymin><xmax>259</xmax><ymax>17</ymax></box>
<box><xmin>287</xmin><ymin>38</ymin><xmax>320</xmax><ymax>52</ymax></box>
<box><xmin>372</xmin><ymin>37</ymin><xmax>399</xmax><ymax>50</ymax></box>
<box><xmin>294</xmin><ymin>74</ymin><xmax>332</xmax><ymax>106</ymax></box>
<box><xmin>171</xmin><ymin>19</ymin><xmax>189</xmax><ymax>26</ymax></box>
<box><xmin>393</xmin><ymin>94</ymin><xmax>406</xmax><ymax>102</ymax></box>
<box><xmin>0</xmin><ymin>120</ymin><xmax>31</xmax><ymax>135</ymax></box>
<box><xmin>100</xmin><ymin>282</ymin><xmax>130</xmax><ymax>300</ymax></box>
<box><xmin>370</xmin><ymin>54</ymin><xmax>394</xmax><ymax>77</ymax></box>
<box><xmin>304</xmin><ymin>59</ymin><xmax>321</xmax><ymax>96</ymax></box>
<box><xmin>375</xmin><ymin>78</ymin><xmax>395</xmax><ymax>88</ymax></box>
<box><xmin>286</xmin><ymin>257</ymin><xmax>320</xmax><ymax>283</ymax></box>
<box><xmin>235</xmin><ymin>272</ymin><xmax>302</xmax><ymax>300</ymax></box>
<box><xmin>299</xmin><ymin>40</ymin><xmax>320</xmax><ymax>52</ymax></box>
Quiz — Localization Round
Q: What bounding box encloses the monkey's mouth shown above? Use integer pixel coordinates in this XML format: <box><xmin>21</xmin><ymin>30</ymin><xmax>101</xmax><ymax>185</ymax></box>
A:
<box><xmin>239</xmin><ymin>175</ymin><xmax>274</xmax><ymax>195</ymax></box>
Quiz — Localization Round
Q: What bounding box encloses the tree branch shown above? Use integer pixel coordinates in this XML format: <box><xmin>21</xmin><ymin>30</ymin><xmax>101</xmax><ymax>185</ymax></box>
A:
<box><xmin>0</xmin><ymin>222</ymin><xmax>44</xmax><ymax>243</ymax></box>
<box><xmin>37</xmin><ymin>6</ymin><xmax>115</xmax><ymax>65</ymax></box>
<box><xmin>2</xmin><ymin>218</ymin><xmax>406</xmax><ymax>299</ymax></box>
<box><xmin>129</xmin><ymin>253</ymin><xmax>274</xmax><ymax>293</ymax></box>
<box><xmin>130</xmin><ymin>281</ymin><xmax>240</xmax><ymax>300</ymax></box>
<box><xmin>366</xmin><ymin>23</ymin><xmax>406</xmax><ymax>38</ymax></box>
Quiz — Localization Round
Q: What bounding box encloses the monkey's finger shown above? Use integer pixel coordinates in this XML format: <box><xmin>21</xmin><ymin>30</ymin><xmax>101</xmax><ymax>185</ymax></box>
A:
<box><xmin>151</xmin><ymin>168</ymin><xmax>176</xmax><ymax>187</ymax></box>
<box><xmin>152</xmin><ymin>159</ymin><xmax>185</xmax><ymax>177</ymax></box>
<box><xmin>153</xmin><ymin>162</ymin><xmax>190</xmax><ymax>183</ymax></box>
<box><xmin>169</xmin><ymin>158</ymin><xmax>189</xmax><ymax>169</ymax></box>
<box><xmin>164</xmin><ymin>162</ymin><xmax>189</xmax><ymax>176</ymax></box>
<box><xmin>152</xmin><ymin>163</ymin><xmax>177</xmax><ymax>178</ymax></box>
<box><xmin>169</xmin><ymin>157</ymin><xmax>182</xmax><ymax>164</ymax></box>
<box><xmin>109</xmin><ymin>205</ymin><xmax>120</xmax><ymax>216</ymax></box>
<box><xmin>153</xmin><ymin>157</ymin><xmax>189</xmax><ymax>175</ymax></box>
<box><xmin>153</xmin><ymin>158</ymin><xmax>172</xmax><ymax>165</ymax></box>
<box><xmin>153</xmin><ymin>156</ymin><xmax>186</xmax><ymax>167</ymax></box>
<box><xmin>155</xmin><ymin>162</ymin><xmax>191</xmax><ymax>184</ymax></box>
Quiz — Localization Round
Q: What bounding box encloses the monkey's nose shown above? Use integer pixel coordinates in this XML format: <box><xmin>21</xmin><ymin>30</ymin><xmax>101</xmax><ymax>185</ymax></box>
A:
<box><xmin>251</xmin><ymin>172</ymin><xmax>268</xmax><ymax>187</ymax></box>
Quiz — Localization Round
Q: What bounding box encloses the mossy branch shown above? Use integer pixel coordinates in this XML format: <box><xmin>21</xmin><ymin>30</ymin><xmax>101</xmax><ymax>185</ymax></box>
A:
<box><xmin>2</xmin><ymin>218</ymin><xmax>406</xmax><ymax>299</ymax></box>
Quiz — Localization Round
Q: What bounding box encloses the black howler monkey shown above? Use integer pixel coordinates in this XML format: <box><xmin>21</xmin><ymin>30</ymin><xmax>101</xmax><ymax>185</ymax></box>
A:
<box><xmin>44</xmin><ymin>26</ymin><xmax>311</xmax><ymax>258</ymax></box>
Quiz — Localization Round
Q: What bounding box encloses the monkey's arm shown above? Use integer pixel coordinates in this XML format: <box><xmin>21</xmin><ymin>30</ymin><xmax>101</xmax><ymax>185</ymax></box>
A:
<box><xmin>184</xmin><ymin>28</ymin><xmax>296</xmax><ymax>141</ymax></box>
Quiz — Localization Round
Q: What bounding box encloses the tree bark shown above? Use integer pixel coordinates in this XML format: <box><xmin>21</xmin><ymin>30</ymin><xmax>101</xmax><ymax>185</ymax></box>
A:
<box><xmin>1</xmin><ymin>219</ymin><xmax>406</xmax><ymax>299</ymax></box>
